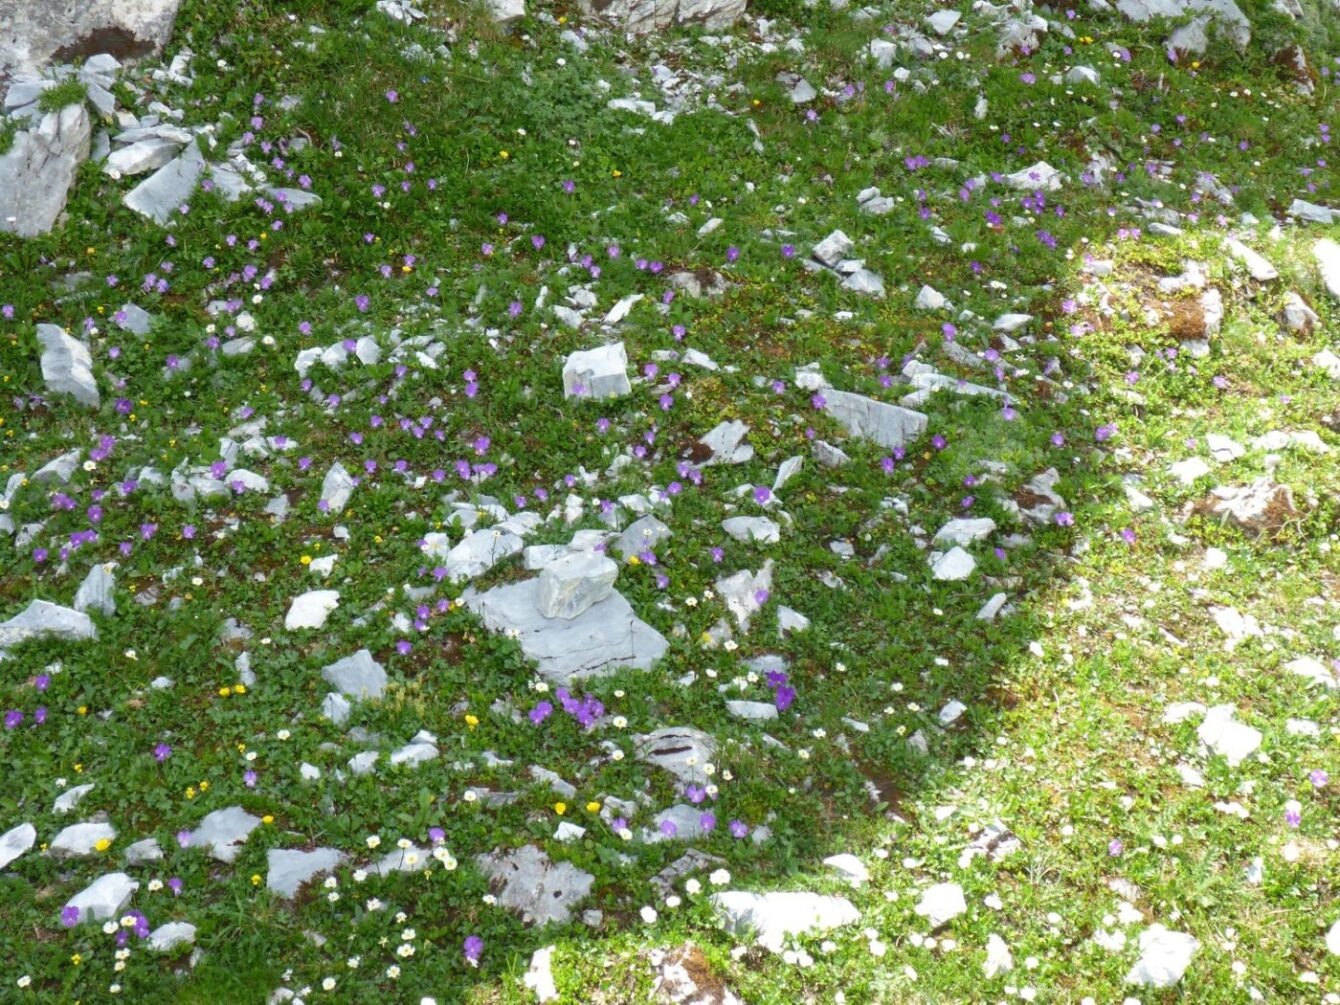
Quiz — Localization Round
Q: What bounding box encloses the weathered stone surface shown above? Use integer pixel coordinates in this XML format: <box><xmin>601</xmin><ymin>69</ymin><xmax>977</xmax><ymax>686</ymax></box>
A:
<box><xmin>319</xmin><ymin>461</ymin><xmax>355</xmax><ymax>513</ymax></box>
<box><xmin>536</xmin><ymin>552</ymin><xmax>618</xmax><ymax>620</ymax></box>
<box><xmin>636</xmin><ymin>727</ymin><xmax>717</xmax><ymax>783</ymax></box>
<box><xmin>915</xmin><ymin>882</ymin><xmax>967</xmax><ymax>926</ymax></box>
<box><xmin>1204</xmin><ymin>479</ymin><xmax>1296</xmax><ymax>533</ymax></box>
<box><xmin>710</xmin><ymin>891</ymin><xmax>859</xmax><ymax>952</ymax></box>
<box><xmin>466</xmin><ymin>579</ymin><xmax>668</xmax><ymax>684</ymax></box>
<box><xmin>614</xmin><ymin>515</ymin><xmax>671</xmax><ymax>557</ymax></box>
<box><xmin>1316</xmin><ymin>239</ymin><xmax>1340</xmax><ymax>304</ymax></box>
<box><xmin>105</xmin><ymin>137</ymin><xmax>181</xmax><ymax>176</ymax></box>
<box><xmin>0</xmin><ymin>599</ymin><xmax>97</xmax><ymax>648</ymax></box>
<box><xmin>53</xmin><ymin>783</ymin><xmax>95</xmax><ymax>814</ymax></box>
<box><xmin>486</xmin><ymin>0</ymin><xmax>525</xmax><ymax>25</ymax></box>
<box><xmin>285</xmin><ymin>589</ymin><xmax>339</xmax><ymax>630</ymax></box>
<box><xmin>74</xmin><ymin>563</ymin><xmax>117</xmax><ymax>617</ymax></box>
<box><xmin>189</xmin><ymin>806</ymin><xmax>261</xmax><ymax>863</ymax></box>
<box><xmin>715</xmin><ymin>561</ymin><xmax>773</xmax><ymax>632</ymax></box>
<box><xmin>1002</xmin><ymin>161</ymin><xmax>1062</xmax><ymax>191</ymax></box>
<box><xmin>50</xmin><ymin>821</ymin><xmax>116</xmax><ymax>858</ymax></box>
<box><xmin>0</xmin><ymin>822</ymin><xmax>36</xmax><ymax>869</ymax></box>
<box><xmin>1125</xmin><ymin>925</ymin><xmax>1199</xmax><ymax>988</ymax></box>
<box><xmin>699</xmin><ymin>420</ymin><xmax>753</xmax><ymax>465</ymax></box>
<box><xmin>32</xmin><ymin>448</ymin><xmax>82</xmax><ymax>485</ymax></box>
<box><xmin>320</xmin><ymin>649</ymin><xmax>387</xmax><ymax>700</ymax></box>
<box><xmin>63</xmin><ymin>872</ymin><xmax>138</xmax><ymax>925</ymax></box>
<box><xmin>725</xmin><ymin>699</ymin><xmax>778</xmax><ymax>721</ymax></box>
<box><xmin>0</xmin><ymin>0</ymin><xmax>181</xmax><ymax>78</ymax></box>
<box><xmin>147</xmin><ymin>921</ymin><xmax>196</xmax><ymax>952</ymax></box>
<box><xmin>931</xmin><ymin>546</ymin><xmax>976</xmax><ymax>581</ymax></box>
<box><xmin>123</xmin><ymin>837</ymin><xmax>163</xmax><ymax>864</ymax></box>
<box><xmin>476</xmin><ymin>844</ymin><xmax>594</xmax><ymax>925</ymax></box>
<box><xmin>0</xmin><ymin>104</ymin><xmax>91</xmax><ymax>237</ymax></box>
<box><xmin>123</xmin><ymin>141</ymin><xmax>204</xmax><ymax>224</ymax></box>
<box><xmin>933</xmin><ymin>518</ymin><xmax>996</xmax><ymax>548</ymax></box>
<box><xmin>563</xmin><ymin>342</ymin><xmax>631</xmax><ymax>399</ymax></box>
<box><xmin>266</xmin><ymin>847</ymin><xmax>345</xmax><ymax>898</ymax></box>
<box><xmin>575</xmin><ymin>0</ymin><xmax>744</xmax><ymax>34</ymax></box>
<box><xmin>721</xmin><ymin>516</ymin><xmax>780</xmax><ymax>544</ymax></box>
<box><xmin>35</xmin><ymin>324</ymin><xmax>99</xmax><ymax>407</ymax></box>
<box><xmin>1197</xmin><ymin>704</ymin><xmax>1261</xmax><ymax>766</ymax></box>
<box><xmin>436</xmin><ymin>528</ymin><xmax>524</xmax><ymax>580</ymax></box>
<box><xmin>1115</xmin><ymin>0</ymin><xmax>1249</xmax><ymax>52</ymax></box>
<box><xmin>822</xmin><ymin>390</ymin><xmax>927</xmax><ymax>451</ymax></box>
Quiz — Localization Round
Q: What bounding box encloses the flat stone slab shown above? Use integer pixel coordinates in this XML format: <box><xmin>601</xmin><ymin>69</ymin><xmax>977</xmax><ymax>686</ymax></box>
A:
<box><xmin>189</xmin><ymin>806</ymin><xmax>261</xmax><ymax>863</ymax></box>
<box><xmin>74</xmin><ymin>563</ymin><xmax>117</xmax><ymax>617</ymax></box>
<box><xmin>285</xmin><ymin>589</ymin><xmax>339</xmax><ymax>630</ymax></box>
<box><xmin>0</xmin><ymin>822</ymin><xmax>36</xmax><ymax>869</ymax></box>
<box><xmin>636</xmin><ymin>727</ymin><xmax>717</xmax><ymax>783</ymax></box>
<box><xmin>465</xmin><ymin>579</ymin><xmax>668</xmax><ymax>684</ymax></box>
<box><xmin>536</xmin><ymin>551</ymin><xmax>618</xmax><ymax>620</ymax></box>
<box><xmin>35</xmin><ymin>324</ymin><xmax>99</xmax><ymax>407</ymax></box>
<box><xmin>147</xmin><ymin>921</ymin><xmax>197</xmax><ymax>952</ymax></box>
<box><xmin>1126</xmin><ymin>925</ymin><xmax>1199</xmax><ymax>988</ymax></box>
<box><xmin>0</xmin><ymin>0</ymin><xmax>181</xmax><ymax>78</ymax></box>
<box><xmin>64</xmin><ymin>872</ymin><xmax>138</xmax><ymax>925</ymax></box>
<box><xmin>563</xmin><ymin>342</ymin><xmax>631</xmax><ymax>399</ymax></box>
<box><xmin>124</xmin><ymin>141</ymin><xmax>204</xmax><ymax>224</ymax></box>
<box><xmin>320</xmin><ymin>648</ymin><xmax>387</xmax><ymax>700</ymax></box>
<box><xmin>0</xmin><ymin>105</ymin><xmax>91</xmax><ymax>237</ymax></box>
<box><xmin>822</xmin><ymin>390</ymin><xmax>927</xmax><ymax>451</ymax></box>
<box><xmin>50</xmin><ymin>821</ymin><xmax>116</xmax><ymax>858</ymax></box>
<box><xmin>0</xmin><ymin>599</ymin><xmax>96</xmax><ymax>648</ymax></box>
<box><xmin>710</xmin><ymin>891</ymin><xmax>859</xmax><ymax>952</ymax></box>
<box><xmin>267</xmin><ymin>847</ymin><xmax>346</xmax><ymax>898</ymax></box>
<box><xmin>476</xmin><ymin>844</ymin><xmax>594</xmax><ymax>926</ymax></box>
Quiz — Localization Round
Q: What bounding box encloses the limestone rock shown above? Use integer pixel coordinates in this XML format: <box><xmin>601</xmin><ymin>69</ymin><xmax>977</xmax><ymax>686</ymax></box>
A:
<box><xmin>35</xmin><ymin>324</ymin><xmax>99</xmax><ymax>407</ymax></box>
<box><xmin>285</xmin><ymin>589</ymin><xmax>339</xmax><ymax>630</ymax></box>
<box><xmin>0</xmin><ymin>0</ymin><xmax>181</xmax><ymax>78</ymax></box>
<box><xmin>1125</xmin><ymin>925</ymin><xmax>1199</xmax><ymax>987</ymax></box>
<box><xmin>50</xmin><ymin>821</ymin><xmax>116</xmax><ymax>858</ymax></box>
<box><xmin>563</xmin><ymin>342</ymin><xmax>631</xmax><ymax>399</ymax></box>
<box><xmin>575</xmin><ymin>0</ymin><xmax>745</xmax><ymax>34</ymax></box>
<box><xmin>0</xmin><ymin>599</ymin><xmax>96</xmax><ymax>648</ymax></box>
<box><xmin>0</xmin><ymin>104</ymin><xmax>91</xmax><ymax>237</ymax></box>
<box><xmin>147</xmin><ymin>921</ymin><xmax>196</xmax><ymax>952</ymax></box>
<box><xmin>320</xmin><ymin>649</ymin><xmax>387</xmax><ymax>700</ymax></box>
<box><xmin>536</xmin><ymin>552</ymin><xmax>618</xmax><ymax>620</ymax></box>
<box><xmin>189</xmin><ymin>806</ymin><xmax>261</xmax><ymax>863</ymax></box>
<box><xmin>267</xmin><ymin>847</ymin><xmax>345</xmax><ymax>898</ymax></box>
<box><xmin>710</xmin><ymin>891</ymin><xmax>859</xmax><ymax>953</ymax></box>
<box><xmin>0</xmin><ymin>822</ymin><xmax>36</xmax><ymax>869</ymax></box>
<box><xmin>123</xmin><ymin>141</ymin><xmax>204</xmax><ymax>224</ymax></box>
<box><xmin>476</xmin><ymin>845</ymin><xmax>594</xmax><ymax>925</ymax></box>
<box><xmin>63</xmin><ymin>872</ymin><xmax>138</xmax><ymax>925</ymax></box>
<box><xmin>822</xmin><ymin>390</ymin><xmax>927</xmax><ymax>451</ymax></box>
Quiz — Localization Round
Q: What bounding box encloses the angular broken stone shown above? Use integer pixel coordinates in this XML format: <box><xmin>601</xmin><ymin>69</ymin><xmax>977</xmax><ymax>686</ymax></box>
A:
<box><xmin>321</xmin><ymin>649</ymin><xmax>387</xmax><ymax>700</ymax></box>
<box><xmin>49</xmin><ymin>821</ymin><xmax>116</xmax><ymax>859</ymax></box>
<box><xmin>715</xmin><ymin>561</ymin><xmax>773</xmax><ymax>632</ymax></box>
<box><xmin>1197</xmin><ymin>704</ymin><xmax>1261</xmax><ymax>766</ymax></box>
<box><xmin>285</xmin><ymin>589</ymin><xmax>340</xmax><ymax>630</ymax></box>
<box><xmin>931</xmin><ymin>547</ymin><xmax>976</xmax><ymax>581</ymax></box>
<box><xmin>466</xmin><ymin>579</ymin><xmax>668</xmax><ymax>684</ymax></box>
<box><xmin>147</xmin><ymin>921</ymin><xmax>197</xmax><ymax>952</ymax></box>
<box><xmin>476</xmin><ymin>845</ymin><xmax>594</xmax><ymax>925</ymax></box>
<box><xmin>721</xmin><ymin>516</ymin><xmax>780</xmax><ymax>545</ymax></box>
<box><xmin>725</xmin><ymin>699</ymin><xmax>778</xmax><ymax>721</ymax></box>
<box><xmin>0</xmin><ymin>822</ymin><xmax>36</xmax><ymax>869</ymax></box>
<box><xmin>266</xmin><ymin>847</ymin><xmax>346</xmax><ymax>898</ymax></box>
<box><xmin>0</xmin><ymin>599</ymin><xmax>96</xmax><ymax>648</ymax></box>
<box><xmin>563</xmin><ymin>342</ymin><xmax>631</xmax><ymax>399</ymax></box>
<box><xmin>915</xmin><ymin>882</ymin><xmax>967</xmax><ymax>927</ymax></box>
<box><xmin>575</xmin><ymin>0</ymin><xmax>744</xmax><ymax>34</ymax></box>
<box><xmin>1204</xmin><ymin>479</ymin><xmax>1295</xmax><ymax>533</ymax></box>
<box><xmin>124</xmin><ymin>141</ymin><xmax>205</xmax><ymax>224</ymax></box>
<box><xmin>698</xmin><ymin>420</ymin><xmax>753</xmax><ymax>466</ymax></box>
<box><xmin>536</xmin><ymin>552</ymin><xmax>618</xmax><ymax>620</ymax></box>
<box><xmin>1315</xmin><ymin>238</ymin><xmax>1340</xmax><ymax>304</ymax></box>
<box><xmin>812</xmin><ymin>230</ymin><xmax>854</xmax><ymax>268</ymax></box>
<box><xmin>0</xmin><ymin>105</ymin><xmax>91</xmax><ymax>237</ymax></box>
<box><xmin>64</xmin><ymin>872</ymin><xmax>138</xmax><ymax>925</ymax></box>
<box><xmin>105</xmin><ymin>138</ymin><xmax>182</xmax><ymax>177</ymax></box>
<box><xmin>1223</xmin><ymin>237</ymin><xmax>1277</xmax><ymax>281</ymax></box>
<box><xmin>636</xmin><ymin>727</ymin><xmax>717</xmax><ymax>783</ymax></box>
<box><xmin>438</xmin><ymin>528</ymin><xmax>524</xmax><ymax>580</ymax></box>
<box><xmin>74</xmin><ymin>563</ymin><xmax>117</xmax><ymax>617</ymax></box>
<box><xmin>35</xmin><ymin>324</ymin><xmax>99</xmax><ymax>407</ymax></box>
<box><xmin>933</xmin><ymin>518</ymin><xmax>996</xmax><ymax>548</ymax></box>
<box><xmin>189</xmin><ymin>806</ymin><xmax>261</xmax><ymax>863</ymax></box>
<box><xmin>613</xmin><ymin>515</ymin><xmax>671</xmax><ymax>557</ymax></box>
<box><xmin>1125</xmin><ymin>925</ymin><xmax>1199</xmax><ymax>988</ymax></box>
<box><xmin>710</xmin><ymin>891</ymin><xmax>859</xmax><ymax>953</ymax></box>
<box><xmin>1002</xmin><ymin>161</ymin><xmax>1062</xmax><ymax>191</ymax></box>
<box><xmin>822</xmin><ymin>390</ymin><xmax>927</xmax><ymax>451</ymax></box>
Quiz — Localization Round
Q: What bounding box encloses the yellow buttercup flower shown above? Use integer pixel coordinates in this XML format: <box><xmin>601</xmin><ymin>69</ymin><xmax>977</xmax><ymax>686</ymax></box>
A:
<box><xmin>554</xmin><ymin>802</ymin><xmax>567</xmax><ymax>816</ymax></box>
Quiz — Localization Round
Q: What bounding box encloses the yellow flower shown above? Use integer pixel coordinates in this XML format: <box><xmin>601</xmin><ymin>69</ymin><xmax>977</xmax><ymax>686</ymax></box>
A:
<box><xmin>373</xmin><ymin>534</ymin><xmax>383</xmax><ymax>544</ymax></box>
<box><xmin>233</xmin><ymin>684</ymin><xmax>246</xmax><ymax>695</ymax></box>
<box><xmin>185</xmin><ymin>787</ymin><xmax>196</xmax><ymax>799</ymax></box>
<box><xmin>612</xmin><ymin>169</ymin><xmax>622</xmax><ymax>177</ymax></box>
<box><xmin>251</xmin><ymin>874</ymin><xmax>262</xmax><ymax>886</ymax></box>
<box><xmin>262</xmin><ymin>815</ymin><xmax>275</xmax><ymax>825</ymax></box>
<box><xmin>94</xmin><ymin>838</ymin><xmax>112</xmax><ymax>852</ymax></box>
<box><xmin>199</xmin><ymin>780</ymin><xmax>209</xmax><ymax>792</ymax></box>
<box><xmin>71</xmin><ymin>954</ymin><xmax>82</xmax><ymax>966</ymax></box>
<box><xmin>464</xmin><ymin>714</ymin><xmax>479</xmax><ymax>730</ymax></box>
<box><xmin>218</xmin><ymin>687</ymin><xmax>231</xmax><ymax>697</ymax></box>
<box><xmin>237</xmin><ymin>743</ymin><xmax>247</xmax><ymax>753</ymax></box>
<box><xmin>586</xmin><ymin>801</ymin><xmax>601</xmax><ymax>813</ymax></box>
<box><xmin>77</xmin><ymin>706</ymin><xmax>88</xmax><ymax>716</ymax></box>
<box><xmin>74</xmin><ymin>763</ymin><xmax>83</xmax><ymax>772</ymax></box>
<box><xmin>300</xmin><ymin>554</ymin><xmax>312</xmax><ymax>565</ymax></box>
<box><xmin>626</xmin><ymin>555</ymin><xmax>641</xmax><ymax>566</ymax></box>
<box><xmin>554</xmin><ymin>802</ymin><xmax>567</xmax><ymax>816</ymax></box>
<box><xmin>499</xmin><ymin>150</ymin><xmax>510</xmax><ymax>160</ymax></box>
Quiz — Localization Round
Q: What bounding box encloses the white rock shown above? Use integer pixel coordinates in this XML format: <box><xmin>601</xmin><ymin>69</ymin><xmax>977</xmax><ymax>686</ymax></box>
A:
<box><xmin>1197</xmin><ymin>704</ymin><xmax>1261</xmax><ymax>766</ymax></box>
<box><xmin>1125</xmin><ymin>925</ymin><xmax>1198</xmax><ymax>988</ymax></box>
<box><xmin>53</xmin><ymin>783</ymin><xmax>94</xmax><ymax>815</ymax></box>
<box><xmin>563</xmin><ymin>342</ymin><xmax>631</xmax><ymax>399</ymax></box>
<box><xmin>710</xmin><ymin>891</ymin><xmax>860</xmax><ymax>952</ymax></box>
<box><xmin>64</xmin><ymin>872</ymin><xmax>138</xmax><ymax>924</ymax></box>
<box><xmin>0</xmin><ymin>822</ymin><xmax>36</xmax><ymax>869</ymax></box>
<box><xmin>536</xmin><ymin>552</ymin><xmax>618</xmax><ymax>620</ymax></box>
<box><xmin>933</xmin><ymin>518</ymin><xmax>996</xmax><ymax>548</ymax></box>
<box><xmin>914</xmin><ymin>285</ymin><xmax>947</xmax><ymax>310</ymax></box>
<box><xmin>984</xmin><ymin>933</ymin><xmax>1014</xmax><ymax>977</ymax></box>
<box><xmin>74</xmin><ymin>563</ymin><xmax>117</xmax><ymax>617</ymax></box>
<box><xmin>721</xmin><ymin>516</ymin><xmax>780</xmax><ymax>544</ymax></box>
<box><xmin>0</xmin><ymin>105</ymin><xmax>92</xmax><ymax>237</ymax></box>
<box><xmin>822</xmin><ymin>389</ymin><xmax>927</xmax><ymax>451</ymax></box>
<box><xmin>926</xmin><ymin>10</ymin><xmax>961</xmax><ymax>33</ymax></box>
<box><xmin>1223</xmin><ymin>238</ymin><xmax>1277</xmax><ymax>281</ymax></box>
<box><xmin>105</xmin><ymin>138</ymin><xmax>182</xmax><ymax>177</ymax></box>
<box><xmin>725</xmin><ymin>700</ymin><xmax>778</xmax><ymax>721</ymax></box>
<box><xmin>699</xmin><ymin>420</ymin><xmax>753</xmax><ymax>465</ymax></box>
<box><xmin>812</xmin><ymin>230</ymin><xmax>854</xmax><ymax>268</ymax></box>
<box><xmin>1315</xmin><ymin>238</ymin><xmax>1340</xmax><ymax>303</ymax></box>
<box><xmin>189</xmin><ymin>806</ymin><xmax>261</xmax><ymax>863</ymax></box>
<box><xmin>35</xmin><ymin>324</ymin><xmax>99</xmax><ymax>407</ymax></box>
<box><xmin>0</xmin><ymin>599</ymin><xmax>96</xmax><ymax>647</ymax></box>
<box><xmin>124</xmin><ymin>142</ymin><xmax>205</xmax><ymax>224</ymax></box>
<box><xmin>1327</xmin><ymin>920</ymin><xmax>1340</xmax><ymax>956</ymax></box>
<box><xmin>1284</xmin><ymin>657</ymin><xmax>1337</xmax><ymax>689</ymax></box>
<box><xmin>524</xmin><ymin>945</ymin><xmax>559</xmax><ymax>1001</ymax></box>
<box><xmin>148</xmin><ymin>921</ymin><xmax>197</xmax><ymax>952</ymax></box>
<box><xmin>822</xmin><ymin>853</ymin><xmax>869</xmax><ymax>885</ymax></box>
<box><xmin>50</xmin><ymin>821</ymin><xmax>116</xmax><ymax>858</ymax></box>
<box><xmin>267</xmin><ymin>847</ymin><xmax>346</xmax><ymax>898</ymax></box>
<box><xmin>1168</xmin><ymin>457</ymin><xmax>1211</xmax><ymax>485</ymax></box>
<box><xmin>321</xmin><ymin>649</ymin><xmax>387</xmax><ymax>699</ymax></box>
<box><xmin>1002</xmin><ymin>161</ymin><xmax>1062</xmax><ymax>191</ymax></box>
<box><xmin>915</xmin><ymin>882</ymin><xmax>967</xmax><ymax>927</ymax></box>
<box><xmin>285</xmin><ymin>589</ymin><xmax>339</xmax><ymax>630</ymax></box>
<box><xmin>931</xmin><ymin>547</ymin><xmax>976</xmax><ymax>581</ymax></box>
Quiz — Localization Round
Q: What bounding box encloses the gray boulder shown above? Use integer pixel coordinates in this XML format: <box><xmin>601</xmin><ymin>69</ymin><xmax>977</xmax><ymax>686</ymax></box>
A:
<box><xmin>35</xmin><ymin>324</ymin><xmax>99</xmax><ymax>407</ymax></box>
<box><xmin>266</xmin><ymin>847</ymin><xmax>345</xmax><ymax>898</ymax></box>
<box><xmin>476</xmin><ymin>845</ymin><xmax>594</xmax><ymax>925</ymax></box>
<box><xmin>63</xmin><ymin>872</ymin><xmax>138</xmax><ymax>925</ymax></box>
<box><xmin>123</xmin><ymin>140</ymin><xmax>204</xmax><ymax>224</ymax></box>
<box><xmin>0</xmin><ymin>0</ymin><xmax>181</xmax><ymax>78</ymax></box>
<box><xmin>536</xmin><ymin>552</ymin><xmax>618</xmax><ymax>620</ymax></box>
<box><xmin>0</xmin><ymin>104</ymin><xmax>91</xmax><ymax>237</ymax></box>
<box><xmin>0</xmin><ymin>599</ymin><xmax>97</xmax><ymax>647</ymax></box>
<box><xmin>574</xmin><ymin>0</ymin><xmax>744</xmax><ymax>33</ymax></box>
